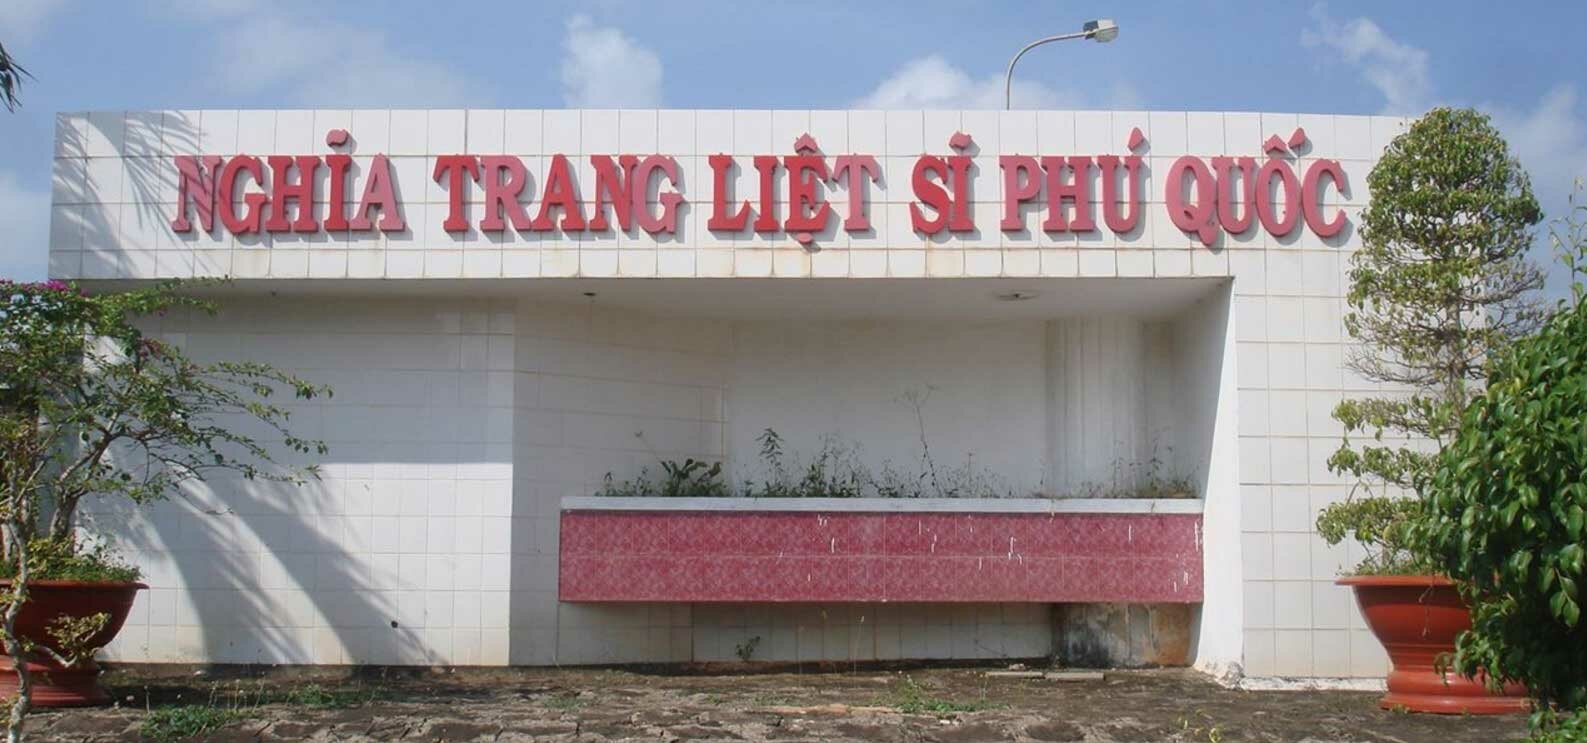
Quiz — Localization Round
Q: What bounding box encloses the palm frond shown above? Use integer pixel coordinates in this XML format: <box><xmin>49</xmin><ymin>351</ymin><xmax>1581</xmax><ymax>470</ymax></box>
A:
<box><xmin>0</xmin><ymin>41</ymin><xmax>34</xmax><ymax>112</ymax></box>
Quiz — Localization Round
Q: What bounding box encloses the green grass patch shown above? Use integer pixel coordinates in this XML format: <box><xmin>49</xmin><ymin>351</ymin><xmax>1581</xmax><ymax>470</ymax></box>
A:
<box><xmin>139</xmin><ymin>705</ymin><xmax>245</xmax><ymax>742</ymax></box>
<box><xmin>750</xmin><ymin>693</ymin><xmax>796</xmax><ymax>707</ymax></box>
<box><xmin>542</xmin><ymin>691</ymin><xmax>584</xmax><ymax>710</ymax></box>
<box><xmin>279</xmin><ymin>683</ymin><xmax>383</xmax><ymax>709</ymax></box>
<box><xmin>891</xmin><ymin>675</ymin><xmax>1006</xmax><ymax>716</ymax></box>
<box><xmin>136</xmin><ymin>680</ymin><xmax>384</xmax><ymax>741</ymax></box>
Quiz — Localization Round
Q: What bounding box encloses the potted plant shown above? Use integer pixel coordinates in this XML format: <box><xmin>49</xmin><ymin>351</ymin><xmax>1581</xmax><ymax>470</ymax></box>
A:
<box><xmin>1415</xmin><ymin>194</ymin><xmax>1587</xmax><ymax>740</ymax></box>
<box><xmin>1321</xmin><ymin>108</ymin><xmax>1543</xmax><ymax>714</ymax></box>
<box><xmin>0</xmin><ymin>280</ymin><xmax>327</xmax><ymax>735</ymax></box>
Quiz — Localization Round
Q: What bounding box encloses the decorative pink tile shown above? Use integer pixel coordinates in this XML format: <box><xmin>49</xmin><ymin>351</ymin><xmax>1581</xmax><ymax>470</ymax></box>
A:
<box><xmin>559</xmin><ymin>509</ymin><xmax>1203</xmax><ymax>603</ymax></box>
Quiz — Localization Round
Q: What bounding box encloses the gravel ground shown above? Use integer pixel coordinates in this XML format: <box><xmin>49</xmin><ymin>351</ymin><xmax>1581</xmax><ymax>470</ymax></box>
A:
<box><xmin>27</xmin><ymin>664</ymin><xmax>1529</xmax><ymax>742</ymax></box>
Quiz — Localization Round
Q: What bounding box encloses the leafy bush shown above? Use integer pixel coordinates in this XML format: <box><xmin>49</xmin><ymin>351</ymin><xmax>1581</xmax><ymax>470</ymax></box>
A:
<box><xmin>1528</xmin><ymin>708</ymin><xmax>1587</xmax><ymax>743</ymax></box>
<box><xmin>1315</xmin><ymin>497</ymin><xmax>1428</xmax><ymax>576</ymax></box>
<box><xmin>1416</xmin><ymin>198</ymin><xmax>1587</xmax><ymax>713</ymax></box>
<box><xmin>0</xmin><ymin>538</ymin><xmax>140</xmax><ymax>583</ymax></box>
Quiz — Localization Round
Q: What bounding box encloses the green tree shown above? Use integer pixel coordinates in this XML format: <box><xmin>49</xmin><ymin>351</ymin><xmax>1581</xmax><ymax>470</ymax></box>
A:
<box><xmin>1320</xmin><ymin>107</ymin><xmax>1545</xmax><ymax>574</ymax></box>
<box><xmin>0</xmin><ymin>281</ymin><xmax>329</xmax><ymax>741</ymax></box>
<box><xmin>1417</xmin><ymin>191</ymin><xmax>1587</xmax><ymax>733</ymax></box>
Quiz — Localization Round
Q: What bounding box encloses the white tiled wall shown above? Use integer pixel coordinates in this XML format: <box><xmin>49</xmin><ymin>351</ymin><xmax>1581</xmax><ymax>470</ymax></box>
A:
<box><xmin>507</xmin><ymin>300</ymin><xmax>731</xmax><ymax>664</ymax></box>
<box><xmin>94</xmin><ymin>298</ymin><xmax>517</xmax><ymax>665</ymax></box>
<box><xmin>56</xmin><ymin>109</ymin><xmax>1403</xmax><ymax>679</ymax></box>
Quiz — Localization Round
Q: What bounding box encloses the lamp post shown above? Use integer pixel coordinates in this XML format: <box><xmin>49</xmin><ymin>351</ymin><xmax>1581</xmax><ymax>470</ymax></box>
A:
<box><xmin>1003</xmin><ymin>19</ymin><xmax>1119</xmax><ymax>110</ymax></box>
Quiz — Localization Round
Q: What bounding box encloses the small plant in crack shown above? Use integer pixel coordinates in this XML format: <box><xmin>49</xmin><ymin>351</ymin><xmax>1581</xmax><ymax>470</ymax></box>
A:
<box><xmin>734</xmin><ymin>636</ymin><xmax>761</xmax><ymax>662</ymax></box>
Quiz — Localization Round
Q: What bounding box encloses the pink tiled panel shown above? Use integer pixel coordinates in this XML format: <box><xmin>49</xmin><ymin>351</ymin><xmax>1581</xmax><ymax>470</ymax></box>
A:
<box><xmin>559</xmin><ymin>510</ymin><xmax>1203</xmax><ymax>603</ymax></box>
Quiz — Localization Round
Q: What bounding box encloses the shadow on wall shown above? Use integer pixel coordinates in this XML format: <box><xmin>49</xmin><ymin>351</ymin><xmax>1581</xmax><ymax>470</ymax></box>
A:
<box><xmin>63</xmin><ymin>113</ymin><xmax>435</xmax><ymax>666</ymax></box>
<box><xmin>90</xmin><ymin>470</ymin><xmax>435</xmax><ymax>665</ymax></box>
<box><xmin>55</xmin><ymin>111</ymin><xmax>193</xmax><ymax>275</ymax></box>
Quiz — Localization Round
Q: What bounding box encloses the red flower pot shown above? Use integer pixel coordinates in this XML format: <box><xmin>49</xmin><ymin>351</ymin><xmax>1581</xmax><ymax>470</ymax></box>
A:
<box><xmin>1338</xmin><ymin>574</ymin><xmax>1527</xmax><ymax>715</ymax></box>
<box><xmin>0</xmin><ymin>580</ymin><xmax>146</xmax><ymax>707</ymax></box>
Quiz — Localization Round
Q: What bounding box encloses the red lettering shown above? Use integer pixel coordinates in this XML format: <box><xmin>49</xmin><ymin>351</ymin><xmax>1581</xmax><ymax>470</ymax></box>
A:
<box><xmin>1211</xmin><ymin>156</ymin><xmax>1256</xmax><ymax>235</ymax></box>
<box><xmin>218</xmin><ymin>156</ymin><xmax>267</xmax><ymax>234</ymax></box>
<box><xmin>531</xmin><ymin>154</ymin><xmax>587</xmax><ymax>231</ymax></box>
<box><xmin>171</xmin><ymin>155</ymin><xmax>222</xmax><ymax>233</ymax></box>
<box><xmin>324</xmin><ymin>154</ymin><xmax>352</xmax><ymax>231</ymax></box>
<box><xmin>1041</xmin><ymin>156</ymin><xmax>1095</xmax><ymax>232</ymax></box>
<box><xmin>349</xmin><ymin>155</ymin><xmax>405</xmax><ymax>231</ymax></box>
<box><xmin>1302</xmin><ymin>159</ymin><xmax>1347</xmax><ymax>238</ymax></box>
<box><xmin>1166</xmin><ymin>156</ymin><xmax>1218</xmax><ymax>246</ymax></box>
<box><xmin>945</xmin><ymin>151</ymin><xmax>973</xmax><ymax>232</ymax></box>
<box><xmin>480</xmin><ymin>155</ymin><xmax>533</xmax><ymax>232</ymax></box>
<box><xmin>783</xmin><ymin>153</ymin><xmax>831</xmax><ymax>235</ymax></box>
<box><xmin>433</xmin><ymin>155</ymin><xmax>480</xmax><ymax>232</ymax></box>
<box><xmin>634</xmin><ymin>155</ymin><xmax>683</xmax><ymax>234</ymax></box>
<box><xmin>831</xmin><ymin>155</ymin><xmax>879</xmax><ymax>231</ymax></box>
<box><xmin>707</xmin><ymin>154</ymin><xmax>750</xmax><ymax>231</ymax></box>
<box><xmin>265</xmin><ymin>155</ymin><xmax>319</xmax><ymax>233</ymax></box>
<box><xmin>999</xmin><ymin>156</ymin><xmax>1040</xmax><ymax>230</ymax></box>
<box><xmin>909</xmin><ymin>155</ymin><xmax>951</xmax><ymax>234</ymax></box>
<box><xmin>1097</xmin><ymin>154</ymin><xmax>1142</xmax><ymax>234</ymax></box>
<box><xmin>752</xmin><ymin>155</ymin><xmax>779</xmax><ymax>233</ymax></box>
<box><xmin>1256</xmin><ymin>158</ymin><xmax>1301</xmax><ymax>237</ymax></box>
<box><xmin>589</xmin><ymin>155</ymin><xmax>638</xmax><ymax>231</ymax></box>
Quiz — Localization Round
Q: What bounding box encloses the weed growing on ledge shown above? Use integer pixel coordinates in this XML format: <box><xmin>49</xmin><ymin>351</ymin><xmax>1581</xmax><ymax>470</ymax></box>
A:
<box><xmin>596</xmin><ymin>428</ymin><xmax>1015</xmax><ymax>499</ymax></box>
<box><xmin>594</xmin><ymin>386</ymin><xmax>1197</xmax><ymax>500</ymax></box>
<box><xmin>595</xmin><ymin>427</ymin><xmax>1196</xmax><ymax>499</ymax></box>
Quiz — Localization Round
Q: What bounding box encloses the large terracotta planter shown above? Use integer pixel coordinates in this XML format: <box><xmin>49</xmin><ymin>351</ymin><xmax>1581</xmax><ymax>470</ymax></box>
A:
<box><xmin>0</xmin><ymin>580</ymin><xmax>145</xmax><ymax>707</ymax></box>
<box><xmin>1338</xmin><ymin>575</ymin><xmax>1527</xmax><ymax>714</ymax></box>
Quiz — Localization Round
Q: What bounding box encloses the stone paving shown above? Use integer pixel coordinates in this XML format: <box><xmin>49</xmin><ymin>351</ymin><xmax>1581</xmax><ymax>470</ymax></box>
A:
<box><xmin>30</xmin><ymin>665</ymin><xmax>1529</xmax><ymax>742</ymax></box>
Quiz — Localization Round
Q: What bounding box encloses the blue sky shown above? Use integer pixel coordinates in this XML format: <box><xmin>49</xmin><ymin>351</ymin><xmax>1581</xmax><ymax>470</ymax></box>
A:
<box><xmin>2</xmin><ymin>0</ymin><xmax>1585</xmax><ymax>290</ymax></box>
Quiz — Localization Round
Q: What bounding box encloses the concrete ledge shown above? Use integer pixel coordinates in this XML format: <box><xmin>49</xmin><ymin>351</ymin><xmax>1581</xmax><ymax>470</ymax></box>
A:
<box><xmin>560</xmin><ymin>496</ymin><xmax>1204</xmax><ymax>514</ymax></box>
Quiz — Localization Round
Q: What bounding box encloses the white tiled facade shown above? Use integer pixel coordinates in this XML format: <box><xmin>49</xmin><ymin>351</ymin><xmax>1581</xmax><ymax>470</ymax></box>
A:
<box><xmin>50</xmin><ymin>109</ymin><xmax>1402</xmax><ymax>679</ymax></box>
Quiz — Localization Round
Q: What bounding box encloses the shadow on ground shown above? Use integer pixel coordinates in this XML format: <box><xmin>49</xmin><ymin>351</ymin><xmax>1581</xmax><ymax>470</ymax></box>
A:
<box><xmin>33</xmin><ymin>665</ymin><xmax>1528</xmax><ymax>742</ymax></box>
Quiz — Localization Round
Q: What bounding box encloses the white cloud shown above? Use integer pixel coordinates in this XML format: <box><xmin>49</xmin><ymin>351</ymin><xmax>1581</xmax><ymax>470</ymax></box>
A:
<box><xmin>560</xmin><ymin>15</ymin><xmax>663</xmax><ymax>108</ymax></box>
<box><xmin>1301</xmin><ymin>4</ymin><xmax>1431</xmax><ymax>114</ymax></box>
<box><xmin>854</xmin><ymin>55</ymin><xmax>1051</xmax><ymax>109</ymax></box>
<box><xmin>199</xmin><ymin>9</ymin><xmax>483</xmax><ymax>107</ymax></box>
<box><xmin>0</xmin><ymin>0</ymin><xmax>67</xmax><ymax>38</ymax></box>
<box><xmin>1490</xmin><ymin>85</ymin><xmax>1587</xmax><ymax>208</ymax></box>
<box><xmin>0</xmin><ymin>171</ymin><xmax>51</xmax><ymax>281</ymax></box>
<box><xmin>1488</xmin><ymin>85</ymin><xmax>1587</xmax><ymax>295</ymax></box>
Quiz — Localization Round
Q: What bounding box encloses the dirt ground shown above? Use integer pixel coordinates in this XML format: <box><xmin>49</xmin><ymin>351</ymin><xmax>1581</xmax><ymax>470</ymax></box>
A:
<box><xmin>29</xmin><ymin>664</ymin><xmax>1529</xmax><ymax>742</ymax></box>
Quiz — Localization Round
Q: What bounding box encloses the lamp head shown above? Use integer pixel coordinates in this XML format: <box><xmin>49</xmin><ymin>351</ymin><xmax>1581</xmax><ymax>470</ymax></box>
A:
<box><xmin>1084</xmin><ymin>18</ymin><xmax>1120</xmax><ymax>43</ymax></box>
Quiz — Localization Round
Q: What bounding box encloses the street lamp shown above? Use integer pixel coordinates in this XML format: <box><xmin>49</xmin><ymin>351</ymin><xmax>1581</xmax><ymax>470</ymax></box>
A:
<box><xmin>1003</xmin><ymin>19</ymin><xmax>1119</xmax><ymax>109</ymax></box>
